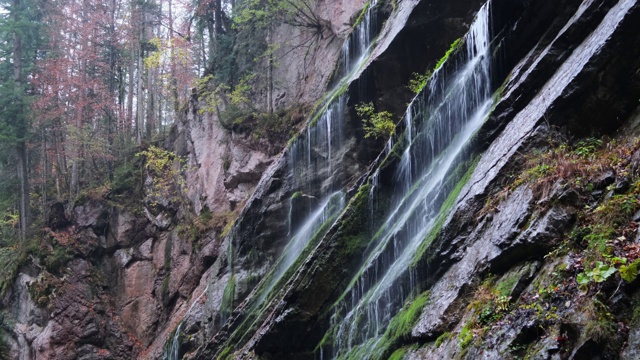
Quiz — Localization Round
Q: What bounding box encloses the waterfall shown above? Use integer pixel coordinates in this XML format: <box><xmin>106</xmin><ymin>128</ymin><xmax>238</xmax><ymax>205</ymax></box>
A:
<box><xmin>271</xmin><ymin>0</ymin><xmax>381</xmax><ymax>300</ymax></box>
<box><xmin>290</xmin><ymin>0</ymin><xmax>379</xmax><ymax>195</ymax></box>
<box><xmin>162</xmin><ymin>284</ymin><xmax>210</xmax><ymax>360</ymax></box>
<box><xmin>203</xmin><ymin>2</ymin><xmax>385</xmax><ymax>354</ymax></box>
<box><xmin>323</xmin><ymin>2</ymin><xmax>494</xmax><ymax>358</ymax></box>
<box><xmin>252</xmin><ymin>0</ymin><xmax>383</xmax><ymax>308</ymax></box>
<box><xmin>256</xmin><ymin>191</ymin><xmax>346</xmax><ymax>305</ymax></box>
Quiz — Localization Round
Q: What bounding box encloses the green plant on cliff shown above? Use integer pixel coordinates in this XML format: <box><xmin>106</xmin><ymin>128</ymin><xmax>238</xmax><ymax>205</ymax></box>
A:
<box><xmin>371</xmin><ymin>291</ymin><xmax>430</xmax><ymax>358</ymax></box>
<box><xmin>435</xmin><ymin>38</ymin><xmax>462</xmax><ymax>71</ymax></box>
<box><xmin>220</xmin><ymin>274</ymin><xmax>236</xmax><ymax>321</ymax></box>
<box><xmin>458</xmin><ymin>323</ymin><xmax>474</xmax><ymax>349</ymax></box>
<box><xmin>435</xmin><ymin>331</ymin><xmax>452</xmax><ymax>347</ymax></box>
<box><xmin>356</xmin><ymin>102</ymin><xmax>395</xmax><ymax>140</ymax></box>
<box><xmin>407</xmin><ymin>71</ymin><xmax>432</xmax><ymax>94</ymax></box>
<box><xmin>136</xmin><ymin>146</ymin><xmax>189</xmax><ymax>209</ymax></box>
<box><xmin>619</xmin><ymin>258</ymin><xmax>640</xmax><ymax>282</ymax></box>
<box><xmin>385</xmin><ymin>291</ymin><xmax>430</xmax><ymax>342</ymax></box>
<box><xmin>577</xmin><ymin>261</ymin><xmax>617</xmax><ymax>287</ymax></box>
<box><xmin>196</xmin><ymin>74</ymin><xmax>222</xmax><ymax>115</ymax></box>
<box><xmin>0</xmin><ymin>246</ymin><xmax>19</xmax><ymax>296</ymax></box>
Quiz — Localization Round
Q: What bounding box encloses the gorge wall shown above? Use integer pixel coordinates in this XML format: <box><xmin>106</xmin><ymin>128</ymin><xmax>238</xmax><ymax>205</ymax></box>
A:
<box><xmin>3</xmin><ymin>0</ymin><xmax>640</xmax><ymax>359</ymax></box>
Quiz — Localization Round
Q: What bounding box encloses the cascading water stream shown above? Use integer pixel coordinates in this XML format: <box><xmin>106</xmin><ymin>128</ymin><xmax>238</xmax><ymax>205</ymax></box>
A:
<box><xmin>291</xmin><ymin>0</ymin><xmax>379</xmax><ymax>195</ymax></box>
<box><xmin>268</xmin><ymin>0</ymin><xmax>381</xmax><ymax>300</ymax></box>
<box><xmin>256</xmin><ymin>191</ymin><xmax>346</xmax><ymax>305</ymax></box>
<box><xmin>323</xmin><ymin>2</ymin><xmax>494</xmax><ymax>358</ymax></box>
<box><xmin>162</xmin><ymin>284</ymin><xmax>210</xmax><ymax>360</ymax></box>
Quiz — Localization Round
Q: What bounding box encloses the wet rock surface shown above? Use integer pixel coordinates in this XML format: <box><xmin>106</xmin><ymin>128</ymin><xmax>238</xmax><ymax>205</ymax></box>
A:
<box><xmin>205</xmin><ymin>0</ymin><xmax>640</xmax><ymax>359</ymax></box>
<box><xmin>4</xmin><ymin>0</ymin><xmax>640</xmax><ymax>359</ymax></box>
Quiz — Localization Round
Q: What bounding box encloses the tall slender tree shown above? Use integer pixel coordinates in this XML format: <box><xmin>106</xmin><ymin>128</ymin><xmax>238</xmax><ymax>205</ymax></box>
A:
<box><xmin>0</xmin><ymin>0</ymin><xmax>43</xmax><ymax>240</ymax></box>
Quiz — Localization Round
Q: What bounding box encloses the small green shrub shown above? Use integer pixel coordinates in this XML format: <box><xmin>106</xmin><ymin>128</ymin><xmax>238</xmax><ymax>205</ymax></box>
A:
<box><xmin>407</xmin><ymin>71</ymin><xmax>432</xmax><ymax>94</ymax></box>
<box><xmin>136</xmin><ymin>146</ymin><xmax>190</xmax><ymax>211</ymax></box>
<box><xmin>435</xmin><ymin>38</ymin><xmax>462</xmax><ymax>71</ymax></box>
<box><xmin>574</xmin><ymin>138</ymin><xmax>603</xmax><ymax>158</ymax></box>
<box><xmin>619</xmin><ymin>259</ymin><xmax>640</xmax><ymax>282</ymax></box>
<box><xmin>577</xmin><ymin>261</ymin><xmax>617</xmax><ymax>286</ymax></box>
<box><xmin>0</xmin><ymin>247</ymin><xmax>19</xmax><ymax>296</ymax></box>
<box><xmin>44</xmin><ymin>245</ymin><xmax>72</xmax><ymax>275</ymax></box>
<box><xmin>111</xmin><ymin>160</ymin><xmax>141</xmax><ymax>197</ymax></box>
<box><xmin>355</xmin><ymin>102</ymin><xmax>395</xmax><ymax>140</ymax></box>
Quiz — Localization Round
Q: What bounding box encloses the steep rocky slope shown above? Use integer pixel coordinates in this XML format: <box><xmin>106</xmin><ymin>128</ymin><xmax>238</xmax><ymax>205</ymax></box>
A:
<box><xmin>2</xmin><ymin>0</ymin><xmax>640</xmax><ymax>359</ymax></box>
<box><xmin>199</xmin><ymin>0</ymin><xmax>640</xmax><ymax>358</ymax></box>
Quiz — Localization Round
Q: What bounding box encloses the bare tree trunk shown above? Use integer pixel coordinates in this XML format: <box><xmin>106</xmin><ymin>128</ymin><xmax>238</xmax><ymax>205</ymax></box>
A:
<box><xmin>267</xmin><ymin>27</ymin><xmax>273</xmax><ymax>113</ymax></box>
<box><xmin>214</xmin><ymin>0</ymin><xmax>223</xmax><ymax>34</ymax></box>
<box><xmin>13</xmin><ymin>0</ymin><xmax>30</xmax><ymax>241</ymax></box>
<box><xmin>137</xmin><ymin>46</ymin><xmax>144</xmax><ymax>144</ymax></box>
<box><xmin>146</xmin><ymin>67</ymin><xmax>155</xmax><ymax>138</ymax></box>
<box><xmin>168</xmin><ymin>0</ymin><xmax>179</xmax><ymax>113</ymax></box>
<box><xmin>16</xmin><ymin>143</ymin><xmax>30</xmax><ymax>240</ymax></box>
<box><xmin>41</xmin><ymin>128</ymin><xmax>48</xmax><ymax>215</ymax></box>
<box><xmin>127</xmin><ymin>0</ymin><xmax>136</xmax><ymax>137</ymax></box>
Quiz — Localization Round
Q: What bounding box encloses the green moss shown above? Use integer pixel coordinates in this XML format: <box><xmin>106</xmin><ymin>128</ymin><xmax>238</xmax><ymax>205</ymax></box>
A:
<box><xmin>458</xmin><ymin>323</ymin><xmax>473</xmax><ymax>349</ymax></box>
<box><xmin>492</xmin><ymin>76</ymin><xmax>508</xmax><ymax>104</ymax></box>
<box><xmin>287</xmin><ymin>132</ymin><xmax>300</xmax><ymax>147</ymax></box>
<box><xmin>384</xmin><ymin>291</ymin><xmax>430</xmax><ymax>342</ymax></box>
<box><xmin>494</xmin><ymin>272</ymin><xmax>520</xmax><ymax>297</ymax></box>
<box><xmin>161</xmin><ymin>276</ymin><xmax>170</xmax><ymax>300</ymax></box>
<box><xmin>291</xmin><ymin>191</ymin><xmax>302</xmax><ymax>200</ymax></box>
<box><xmin>315</xmin><ymin>325</ymin><xmax>336</xmax><ymax>352</ymax></box>
<box><xmin>216</xmin><ymin>346</ymin><xmax>233</xmax><ymax>360</ymax></box>
<box><xmin>340</xmin><ymin>234</ymin><xmax>368</xmax><ymax>258</ymax></box>
<box><xmin>264</xmin><ymin>212</ymin><xmax>340</xmax><ymax>303</ymax></box>
<box><xmin>434</xmin><ymin>38</ymin><xmax>462</xmax><ymax>72</ymax></box>
<box><xmin>338</xmin><ymin>338</ymin><xmax>380</xmax><ymax>360</ymax></box>
<box><xmin>435</xmin><ymin>331</ymin><xmax>452</xmax><ymax>347</ymax></box>
<box><xmin>412</xmin><ymin>157</ymin><xmax>478</xmax><ymax>265</ymax></box>
<box><xmin>219</xmin><ymin>274</ymin><xmax>236</xmax><ymax>320</ymax></box>
<box><xmin>378</xmin><ymin>133</ymin><xmax>407</xmax><ymax>171</ymax></box>
<box><xmin>353</xmin><ymin>2</ymin><xmax>371</xmax><ymax>27</ymax></box>
<box><xmin>309</xmin><ymin>82</ymin><xmax>350</xmax><ymax>128</ymax></box>
<box><xmin>337</xmin><ymin>184</ymin><xmax>371</xmax><ymax>256</ymax></box>
<box><xmin>584</xmin><ymin>318</ymin><xmax>616</xmax><ymax>344</ymax></box>
<box><xmin>389</xmin><ymin>347</ymin><xmax>407</xmax><ymax>360</ymax></box>
<box><xmin>342</xmin><ymin>291</ymin><xmax>430</xmax><ymax>360</ymax></box>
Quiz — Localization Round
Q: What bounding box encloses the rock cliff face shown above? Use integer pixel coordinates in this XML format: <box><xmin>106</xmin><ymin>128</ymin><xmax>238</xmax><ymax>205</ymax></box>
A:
<box><xmin>3</xmin><ymin>0</ymin><xmax>640</xmax><ymax>359</ymax></box>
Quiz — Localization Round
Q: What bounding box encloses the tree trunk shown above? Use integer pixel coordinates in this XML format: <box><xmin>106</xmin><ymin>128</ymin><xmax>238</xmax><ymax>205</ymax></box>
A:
<box><xmin>169</xmin><ymin>0</ymin><xmax>180</xmax><ymax>113</ymax></box>
<box><xmin>127</xmin><ymin>0</ymin><xmax>136</xmax><ymax>136</ymax></box>
<box><xmin>16</xmin><ymin>142</ymin><xmax>30</xmax><ymax>240</ymax></box>
<box><xmin>13</xmin><ymin>0</ymin><xmax>30</xmax><ymax>241</ymax></box>
<box><xmin>137</xmin><ymin>45</ymin><xmax>144</xmax><ymax>144</ymax></box>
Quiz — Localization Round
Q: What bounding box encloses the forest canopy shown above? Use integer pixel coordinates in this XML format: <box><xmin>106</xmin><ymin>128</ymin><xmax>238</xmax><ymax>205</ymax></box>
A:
<box><xmin>0</xmin><ymin>0</ymin><xmax>324</xmax><ymax>246</ymax></box>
